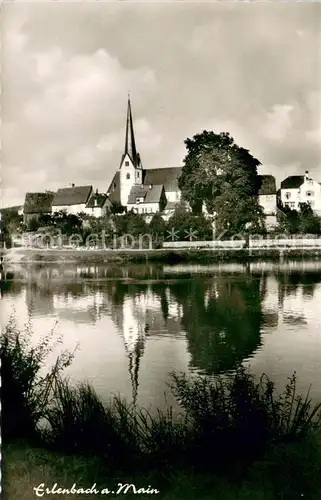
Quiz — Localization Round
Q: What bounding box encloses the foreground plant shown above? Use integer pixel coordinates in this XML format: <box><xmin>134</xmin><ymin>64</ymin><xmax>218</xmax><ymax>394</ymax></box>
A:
<box><xmin>2</xmin><ymin>314</ymin><xmax>321</xmax><ymax>477</ymax></box>
<box><xmin>169</xmin><ymin>366</ymin><xmax>321</xmax><ymax>470</ymax></box>
<box><xmin>1</xmin><ymin>313</ymin><xmax>76</xmax><ymax>441</ymax></box>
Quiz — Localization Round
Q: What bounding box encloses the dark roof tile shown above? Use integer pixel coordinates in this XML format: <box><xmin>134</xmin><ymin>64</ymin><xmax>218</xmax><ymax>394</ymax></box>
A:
<box><xmin>127</xmin><ymin>184</ymin><xmax>164</xmax><ymax>204</ymax></box>
<box><xmin>281</xmin><ymin>176</ymin><xmax>305</xmax><ymax>190</ymax></box>
<box><xmin>143</xmin><ymin>167</ymin><xmax>182</xmax><ymax>191</ymax></box>
<box><xmin>24</xmin><ymin>192</ymin><xmax>55</xmax><ymax>214</ymax></box>
<box><xmin>107</xmin><ymin>172</ymin><xmax>121</xmax><ymax>204</ymax></box>
<box><xmin>85</xmin><ymin>193</ymin><xmax>108</xmax><ymax>208</ymax></box>
<box><xmin>52</xmin><ymin>186</ymin><xmax>92</xmax><ymax>206</ymax></box>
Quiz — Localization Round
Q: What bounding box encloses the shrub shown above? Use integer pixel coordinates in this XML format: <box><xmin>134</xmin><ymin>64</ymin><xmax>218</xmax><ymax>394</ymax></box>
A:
<box><xmin>169</xmin><ymin>366</ymin><xmax>321</xmax><ymax>471</ymax></box>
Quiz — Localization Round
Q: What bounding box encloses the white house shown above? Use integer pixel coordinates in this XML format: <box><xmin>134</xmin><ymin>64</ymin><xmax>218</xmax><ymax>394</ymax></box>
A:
<box><xmin>107</xmin><ymin>97</ymin><xmax>182</xmax><ymax>217</ymax></box>
<box><xmin>51</xmin><ymin>184</ymin><xmax>93</xmax><ymax>215</ymax></box>
<box><xmin>280</xmin><ymin>171</ymin><xmax>321</xmax><ymax>215</ymax></box>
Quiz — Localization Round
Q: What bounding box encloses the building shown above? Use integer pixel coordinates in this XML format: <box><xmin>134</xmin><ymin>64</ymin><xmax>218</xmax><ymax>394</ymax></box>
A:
<box><xmin>51</xmin><ymin>184</ymin><xmax>93</xmax><ymax>215</ymax></box>
<box><xmin>23</xmin><ymin>192</ymin><xmax>55</xmax><ymax>225</ymax></box>
<box><xmin>107</xmin><ymin>97</ymin><xmax>182</xmax><ymax>218</ymax></box>
<box><xmin>0</xmin><ymin>205</ymin><xmax>24</xmax><ymax>216</ymax></box>
<box><xmin>84</xmin><ymin>190</ymin><xmax>111</xmax><ymax>217</ymax></box>
<box><xmin>257</xmin><ymin>174</ymin><xmax>277</xmax><ymax>228</ymax></box>
<box><xmin>280</xmin><ymin>171</ymin><xmax>321</xmax><ymax>215</ymax></box>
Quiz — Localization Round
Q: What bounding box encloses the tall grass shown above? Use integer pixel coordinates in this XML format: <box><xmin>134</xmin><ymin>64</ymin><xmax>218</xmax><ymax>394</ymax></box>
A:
<box><xmin>1</xmin><ymin>316</ymin><xmax>321</xmax><ymax>475</ymax></box>
<box><xmin>0</xmin><ymin>314</ymin><xmax>75</xmax><ymax>442</ymax></box>
<box><xmin>170</xmin><ymin>368</ymin><xmax>321</xmax><ymax>470</ymax></box>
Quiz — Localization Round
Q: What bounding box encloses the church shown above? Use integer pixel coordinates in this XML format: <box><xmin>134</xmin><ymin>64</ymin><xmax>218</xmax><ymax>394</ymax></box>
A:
<box><xmin>106</xmin><ymin>97</ymin><xmax>183</xmax><ymax>218</ymax></box>
<box><xmin>106</xmin><ymin>97</ymin><xmax>277</xmax><ymax>227</ymax></box>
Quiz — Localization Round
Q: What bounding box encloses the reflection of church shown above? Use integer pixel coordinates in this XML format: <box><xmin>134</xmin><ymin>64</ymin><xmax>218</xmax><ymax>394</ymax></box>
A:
<box><xmin>107</xmin><ymin>285</ymin><xmax>183</xmax><ymax>404</ymax></box>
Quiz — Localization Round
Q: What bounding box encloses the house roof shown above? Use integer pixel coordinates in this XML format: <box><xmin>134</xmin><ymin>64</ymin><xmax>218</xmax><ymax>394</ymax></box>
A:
<box><xmin>24</xmin><ymin>192</ymin><xmax>55</xmax><ymax>214</ymax></box>
<box><xmin>85</xmin><ymin>193</ymin><xmax>108</xmax><ymax>208</ymax></box>
<box><xmin>127</xmin><ymin>184</ymin><xmax>164</xmax><ymax>204</ymax></box>
<box><xmin>164</xmin><ymin>201</ymin><xmax>178</xmax><ymax>211</ymax></box>
<box><xmin>106</xmin><ymin>172</ymin><xmax>121</xmax><ymax>204</ymax></box>
<box><xmin>257</xmin><ymin>175</ymin><xmax>276</xmax><ymax>195</ymax></box>
<box><xmin>0</xmin><ymin>205</ymin><xmax>23</xmax><ymax>214</ymax></box>
<box><xmin>281</xmin><ymin>176</ymin><xmax>305</xmax><ymax>190</ymax></box>
<box><xmin>142</xmin><ymin>167</ymin><xmax>182</xmax><ymax>191</ymax></box>
<box><xmin>52</xmin><ymin>185</ymin><xmax>92</xmax><ymax>206</ymax></box>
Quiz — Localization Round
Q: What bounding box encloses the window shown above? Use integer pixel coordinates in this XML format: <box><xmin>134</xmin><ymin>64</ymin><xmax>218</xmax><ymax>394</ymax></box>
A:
<box><xmin>290</xmin><ymin>202</ymin><xmax>295</xmax><ymax>208</ymax></box>
<box><xmin>126</xmin><ymin>173</ymin><xmax>130</xmax><ymax>180</ymax></box>
<box><xmin>285</xmin><ymin>192</ymin><xmax>291</xmax><ymax>199</ymax></box>
<box><xmin>306</xmin><ymin>191</ymin><xmax>314</xmax><ymax>197</ymax></box>
<box><xmin>125</xmin><ymin>161</ymin><xmax>129</xmax><ymax>166</ymax></box>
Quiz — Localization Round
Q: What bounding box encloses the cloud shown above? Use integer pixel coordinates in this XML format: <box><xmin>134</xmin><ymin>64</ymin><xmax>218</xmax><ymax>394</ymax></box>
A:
<box><xmin>263</xmin><ymin>105</ymin><xmax>294</xmax><ymax>141</ymax></box>
<box><xmin>2</xmin><ymin>2</ymin><xmax>321</xmax><ymax>207</ymax></box>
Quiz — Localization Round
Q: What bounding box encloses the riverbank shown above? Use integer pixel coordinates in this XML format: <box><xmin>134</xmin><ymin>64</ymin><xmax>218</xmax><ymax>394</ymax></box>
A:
<box><xmin>2</xmin><ymin>317</ymin><xmax>321</xmax><ymax>499</ymax></box>
<box><xmin>3</xmin><ymin>246</ymin><xmax>321</xmax><ymax>265</ymax></box>
<box><xmin>4</xmin><ymin>435</ymin><xmax>321</xmax><ymax>500</ymax></box>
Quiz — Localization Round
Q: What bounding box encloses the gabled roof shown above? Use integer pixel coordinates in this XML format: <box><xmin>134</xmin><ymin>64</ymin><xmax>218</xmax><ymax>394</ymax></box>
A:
<box><xmin>85</xmin><ymin>193</ymin><xmax>108</xmax><ymax>208</ymax></box>
<box><xmin>52</xmin><ymin>185</ymin><xmax>92</xmax><ymax>206</ymax></box>
<box><xmin>257</xmin><ymin>175</ymin><xmax>276</xmax><ymax>195</ymax></box>
<box><xmin>142</xmin><ymin>167</ymin><xmax>182</xmax><ymax>191</ymax></box>
<box><xmin>24</xmin><ymin>192</ymin><xmax>55</xmax><ymax>214</ymax></box>
<box><xmin>127</xmin><ymin>184</ymin><xmax>164</xmax><ymax>204</ymax></box>
<box><xmin>281</xmin><ymin>175</ymin><xmax>305</xmax><ymax>190</ymax></box>
<box><xmin>164</xmin><ymin>201</ymin><xmax>179</xmax><ymax>211</ymax></box>
<box><xmin>106</xmin><ymin>172</ymin><xmax>121</xmax><ymax>204</ymax></box>
<box><xmin>0</xmin><ymin>205</ymin><xmax>23</xmax><ymax>214</ymax></box>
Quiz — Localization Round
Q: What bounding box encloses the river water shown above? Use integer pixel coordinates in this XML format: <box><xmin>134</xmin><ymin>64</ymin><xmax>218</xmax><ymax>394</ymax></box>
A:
<box><xmin>1</xmin><ymin>260</ymin><xmax>321</xmax><ymax>409</ymax></box>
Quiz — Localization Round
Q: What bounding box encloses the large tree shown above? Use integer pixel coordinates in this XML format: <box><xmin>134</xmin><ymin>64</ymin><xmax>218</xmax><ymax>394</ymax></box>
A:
<box><xmin>179</xmin><ymin>131</ymin><xmax>265</xmax><ymax>232</ymax></box>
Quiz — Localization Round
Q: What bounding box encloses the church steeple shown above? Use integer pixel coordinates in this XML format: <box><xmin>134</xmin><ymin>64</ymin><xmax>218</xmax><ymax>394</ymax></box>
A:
<box><xmin>124</xmin><ymin>95</ymin><xmax>140</xmax><ymax>167</ymax></box>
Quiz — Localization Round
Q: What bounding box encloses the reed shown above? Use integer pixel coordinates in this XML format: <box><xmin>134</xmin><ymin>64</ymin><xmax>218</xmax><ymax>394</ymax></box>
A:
<box><xmin>2</xmin><ymin>316</ymin><xmax>321</xmax><ymax>477</ymax></box>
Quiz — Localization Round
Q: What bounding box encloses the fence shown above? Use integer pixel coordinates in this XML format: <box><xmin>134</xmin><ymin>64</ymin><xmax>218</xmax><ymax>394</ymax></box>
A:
<box><xmin>163</xmin><ymin>237</ymin><xmax>321</xmax><ymax>250</ymax></box>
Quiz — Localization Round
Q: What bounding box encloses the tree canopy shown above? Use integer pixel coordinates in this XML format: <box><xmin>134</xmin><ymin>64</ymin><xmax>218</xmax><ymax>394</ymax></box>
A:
<box><xmin>178</xmin><ymin>131</ymin><xmax>265</xmax><ymax>232</ymax></box>
<box><xmin>279</xmin><ymin>202</ymin><xmax>321</xmax><ymax>234</ymax></box>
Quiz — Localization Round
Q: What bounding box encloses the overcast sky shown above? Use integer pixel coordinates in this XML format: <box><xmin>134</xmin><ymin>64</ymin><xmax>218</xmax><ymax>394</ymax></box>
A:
<box><xmin>2</xmin><ymin>2</ymin><xmax>321</xmax><ymax>207</ymax></box>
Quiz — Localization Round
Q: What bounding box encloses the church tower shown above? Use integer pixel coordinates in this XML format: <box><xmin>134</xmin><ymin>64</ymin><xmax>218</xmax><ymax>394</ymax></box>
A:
<box><xmin>119</xmin><ymin>96</ymin><xmax>143</xmax><ymax>207</ymax></box>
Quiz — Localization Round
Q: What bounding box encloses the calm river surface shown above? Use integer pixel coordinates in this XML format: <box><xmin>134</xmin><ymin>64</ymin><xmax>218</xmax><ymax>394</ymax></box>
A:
<box><xmin>1</xmin><ymin>260</ymin><xmax>321</xmax><ymax>409</ymax></box>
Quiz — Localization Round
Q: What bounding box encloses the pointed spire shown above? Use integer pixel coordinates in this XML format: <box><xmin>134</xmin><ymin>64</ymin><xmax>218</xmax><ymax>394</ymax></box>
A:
<box><xmin>124</xmin><ymin>95</ymin><xmax>139</xmax><ymax>166</ymax></box>
<box><xmin>127</xmin><ymin>338</ymin><xmax>144</xmax><ymax>408</ymax></box>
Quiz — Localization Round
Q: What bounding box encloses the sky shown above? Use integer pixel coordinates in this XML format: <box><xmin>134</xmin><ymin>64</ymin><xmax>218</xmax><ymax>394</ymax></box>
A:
<box><xmin>2</xmin><ymin>1</ymin><xmax>321</xmax><ymax>207</ymax></box>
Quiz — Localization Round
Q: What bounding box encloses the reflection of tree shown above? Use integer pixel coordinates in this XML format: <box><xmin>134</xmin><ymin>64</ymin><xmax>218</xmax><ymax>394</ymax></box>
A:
<box><xmin>283</xmin><ymin>314</ymin><xmax>307</xmax><ymax>326</ymax></box>
<box><xmin>169</xmin><ymin>276</ymin><xmax>264</xmax><ymax>374</ymax></box>
<box><xmin>276</xmin><ymin>271</ymin><xmax>321</xmax><ymax>303</ymax></box>
<box><xmin>0</xmin><ymin>270</ymin><xmax>25</xmax><ymax>297</ymax></box>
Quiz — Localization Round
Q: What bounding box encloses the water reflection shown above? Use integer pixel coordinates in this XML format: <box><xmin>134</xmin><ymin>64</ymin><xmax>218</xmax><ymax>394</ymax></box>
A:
<box><xmin>1</xmin><ymin>261</ymin><xmax>321</xmax><ymax>405</ymax></box>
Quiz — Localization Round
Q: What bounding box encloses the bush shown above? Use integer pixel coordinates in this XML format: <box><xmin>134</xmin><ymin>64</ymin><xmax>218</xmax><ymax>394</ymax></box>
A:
<box><xmin>169</xmin><ymin>366</ymin><xmax>321</xmax><ymax>471</ymax></box>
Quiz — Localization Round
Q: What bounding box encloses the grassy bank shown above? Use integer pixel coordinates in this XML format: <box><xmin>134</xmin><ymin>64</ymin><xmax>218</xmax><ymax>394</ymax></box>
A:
<box><xmin>4</xmin><ymin>246</ymin><xmax>321</xmax><ymax>265</ymax></box>
<box><xmin>4</xmin><ymin>436</ymin><xmax>321</xmax><ymax>500</ymax></box>
<box><xmin>2</xmin><ymin>317</ymin><xmax>321</xmax><ymax>499</ymax></box>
